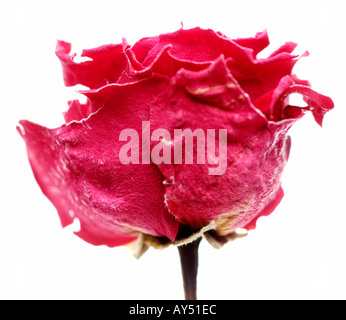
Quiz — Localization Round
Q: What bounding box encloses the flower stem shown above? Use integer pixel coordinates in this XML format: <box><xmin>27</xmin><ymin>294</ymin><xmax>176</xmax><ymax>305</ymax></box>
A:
<box><xmin>178</xmin><ymin>237</ymin><xmax>202</xmax><ymax>300</ymax></box>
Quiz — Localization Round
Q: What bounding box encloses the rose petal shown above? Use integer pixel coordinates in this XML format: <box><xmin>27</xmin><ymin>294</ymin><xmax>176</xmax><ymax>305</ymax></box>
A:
<box><xmin>18</xmin><ymin>120</ymin><xmax>137</xmax><ymax>247</ymax></box>
<box><xmin>244</xmin><ymin>187</ymin><xmax>285</xmax><ymax>230</ymax></box>
<box><xmin>268</xmin><ymin>42</ymin><xmax>298</xmax><ymax>57</ymax></box>
<box><xmin>256</xmin><ymin>76</ymin><xmax>335</xmax><ymax>126</ymax></box>
<box><xmin>56</xmin><ymin>40</ymin><xmax>128</xmax><ymax>89</ymax></box>
<box><xmin>274</xmin><ymin>84</ymin><xmax>335</xmax><ymax>126</ymax></box>
<box><xmin>233</xmin><ymin>30</ymin><xmax>270</xmax><ymax>58</ymax></box>
<box><xmin>130</xmin><ymin>35</ymin><xmax>160</xmax><ymax>65</ymax></box>
<box><xmin>227</xmin><ymin>51</ymin><xmax>301</xmax><ymax>102</ymax></box>
<box><xmin>18</xmin><ymin>76</ymin><xmax>180</xmax><ymax>246</ymax></box>
<box><xmin>118</xmin><ymin>45</ymin><xmax>210</xmax><ymax>84</ymax></box>
<box><xmin>150</xmin><ymin>57</ymin><xmax>289</xmax><ymax>235</ymax></box>
<box><xmin>140</xmin><ymin>27</ymin><xmax>253</xmax><ymax>67</ymax></box>
<box><xmin>63</xmin><ymin>99</ymin><xmax>92</xmax><ymax>123</ymax></box>
<box><xmin>125</xmin><ymin>28</ymin><xmax>305</xmax><ymax>105</ymax></box>
<box><xmin>254</xmin><ymin>75</ymin><xmax>296</xmax><ymax>120</ymax></box>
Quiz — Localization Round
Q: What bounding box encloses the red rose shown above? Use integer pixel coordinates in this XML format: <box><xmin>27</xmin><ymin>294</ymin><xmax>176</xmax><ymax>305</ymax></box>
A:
<box><xmin>18</xmin><ymin>27</ymin><xmax>333</xmax><ymax>250</ymax></box>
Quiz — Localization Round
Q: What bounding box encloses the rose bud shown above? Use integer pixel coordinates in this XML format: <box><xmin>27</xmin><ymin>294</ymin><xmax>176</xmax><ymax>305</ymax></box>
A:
<box><xmin>18</xmin><ymin>27</ymin><xmax>333</xmax><ymax>253</ymax></box>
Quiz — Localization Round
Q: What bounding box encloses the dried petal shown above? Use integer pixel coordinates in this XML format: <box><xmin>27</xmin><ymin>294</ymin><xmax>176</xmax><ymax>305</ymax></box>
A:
<box><xmin>56</xmin><ymin>40</ymin><xmax>128</xmax><ymax>89</ymax></box>
<box><xmin>19</xmin><ymin>76</ymin><xmax>180</xmax><ymax>247</ymax></box>
<box><xmin>63</xmin><ymin>99</ymin><xmax>92</xmax><ymax>123</ymax></box>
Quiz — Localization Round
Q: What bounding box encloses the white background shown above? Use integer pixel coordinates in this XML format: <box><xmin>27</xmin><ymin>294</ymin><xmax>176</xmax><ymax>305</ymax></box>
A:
<box><xmin>1</xmin><ymin>0</ymin><xmax>345</xmax><ymax>300</ymax></box>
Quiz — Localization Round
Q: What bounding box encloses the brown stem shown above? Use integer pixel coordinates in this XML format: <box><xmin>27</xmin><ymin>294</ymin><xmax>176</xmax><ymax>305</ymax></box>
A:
<box><xmin>178</xmin><ymin>237</ymin><xmax>202</xmax><ymax>300</ymax></box>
